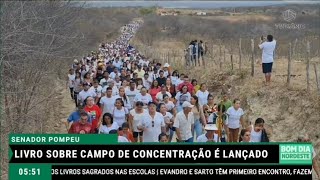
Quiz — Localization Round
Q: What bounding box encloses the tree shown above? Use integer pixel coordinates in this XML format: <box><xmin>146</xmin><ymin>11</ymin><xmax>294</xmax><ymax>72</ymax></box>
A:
<box><xmin>0</xmin><ymin>1</ymin><xmax>85</xmax><ymax>178</ymax></box>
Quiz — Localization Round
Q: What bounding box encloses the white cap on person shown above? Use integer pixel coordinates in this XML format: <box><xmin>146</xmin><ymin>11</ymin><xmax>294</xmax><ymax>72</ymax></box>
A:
<box><xmin>74</xmin><ymin>59</ymin><xmax>78</xmax><ymax>63</ymax></box>
<box><xmin>182</xmin><ymin>101</ymin><xmax>194</xmax><ymax>108</ymax></box>
<box><xmin>164</xmin><ymin>63</ymin><xmax>170</xmax><ymax>68</ymax></box>
<box><xmin>205</xmin><ymin>123</ymin><xmax>218</xmax><ymax>131</ymax></box>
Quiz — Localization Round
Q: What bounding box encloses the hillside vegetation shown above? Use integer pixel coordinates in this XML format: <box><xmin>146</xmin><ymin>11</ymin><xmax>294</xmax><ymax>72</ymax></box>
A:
<box><xmin>0</xmin><ymin>2</ymin><xmax>139</xmax><ymax>179</ymax></box>
<box><xmin>131</xmin><ymin>3</ymin><xmax>320</xmax><ymax>164</ymax></box>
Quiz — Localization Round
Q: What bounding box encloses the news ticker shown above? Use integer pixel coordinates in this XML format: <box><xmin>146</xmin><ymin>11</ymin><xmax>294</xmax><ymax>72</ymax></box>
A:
<box><xmin>10</xmin><ymin>164</ymin><xmax>313</xmax><ymax>180</ymax></box>
<box><xmin>9</xmin><ymin>134</ymin><xmax>314</xmax><ymax>180</ymax></box>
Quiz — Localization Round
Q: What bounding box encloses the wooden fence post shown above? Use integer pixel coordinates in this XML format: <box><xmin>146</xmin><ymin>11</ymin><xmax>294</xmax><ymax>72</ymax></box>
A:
<box><xmin>223</xmin><ymin>46</ymin><xmax>226</xmax><ymax>64</ymax></box>
<box><xmin>231</xmin><ymin>54</ymin><xmax>234</xmax><ymax>70</ymax></box>
<box><xmin>251</xmin><ymin>39</ymin><xmax>254</xmax><ymax>76</ymax></box>
<box><xmin>314</xmin><ymin>64</ymin><xmax>320</xmax><ymax>94</ymax></box>
<box><xmin>219</xmin><ymin>45</ymin><xmax>222</xmax><ymax>69</ymax></box>
<box><xmin>293</xmin><ymin>38</ymin><xmax>298</xmax><ymax>58</ymax></box>
<box><xmin>212</xmin><ymin>43</ymin><xmax>214</xmax><ymax>66</ymax></box>
<box><xmin>239</xmin><ymin>38</ymin><xmax>242</xmax><ymax>70</ymax></box>
<box><xmin>287</xmin><ymin>43</ymin><xmax>292</xmax><ymax>85</ymax></box>
<box><xmin>306</xmin><ymin>41</ymin><xmax>311</xmax><ymax>92</ymax></box>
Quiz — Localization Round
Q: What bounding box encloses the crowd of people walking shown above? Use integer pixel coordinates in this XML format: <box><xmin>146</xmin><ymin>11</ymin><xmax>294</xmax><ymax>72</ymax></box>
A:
<box><xmin>65</xmin><ymin>19</ymin><xmax>319</xmax><ymax>177</ymax></box>
<box><xmin>66</xmin><ymin>19</ymin><xmax>270</xmax><ymax>144</ymax></box>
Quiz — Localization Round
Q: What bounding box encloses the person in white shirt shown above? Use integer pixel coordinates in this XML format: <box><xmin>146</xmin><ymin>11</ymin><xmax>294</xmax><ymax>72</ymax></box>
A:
<box><xmin>163</xmin><ymin>94</ymin><xmax>176</xmax><ymax>116</ymax></box>
<box><xmin>109</xmin><ymin>129</ymin><xmax>130</xmax><ymax>143</ymax></box>
<box><xmin>258</xmin><ymin>35</ymin><xmax>276</xmax><ymax>85</ymax></box>
<box><xmin>125</xmin><ymin>81</ymin><xmax>139</xmax><ymax>106</ymax></box>
<box><xmin>175</xmin><ymin>85</ymin><xmax>191</xmax><ymax>112</ymax></box>
<box><xmin>99</xmin><ymin>87</ymin><xmax>115</xmax><ymax>114</ymax></box>
<box><xmin>142</xmin><ymin>73</ymin><xmax>152</xmax><ymax>90</ymax></box>
<box><xmin>162</xmin><ymin>63</ymin><xmax>170</xmax><ymax>77</ymax></box>
<box><xmin>111</xmin><ymin>98</ymin><xmax>129</xmax><ymax>127</ymax></box>
<box><xmin>112</xmin><ymin>58</ymin><xmax>122</xmax><ymax>70</ymax></box>
<box><xmin>114</xmin><ymin>76</ymin><xmax>122</xmax><ymax>89</ymax></box>
<box><xmin>158</xmin><ymin>103</ymin><xmax>175</xmax><ymax>142</ymax></box>
<box><xmin>110</xmin><ymin>68</ymin><xmax>121</xmax><ymax>80</ymax></box>
<box><xmin>128</xmin><ymin>101</ymin><xmax>146</xmax><ymax>142</ymax></box>
<box><xmin>155</xmin><ymin>86</ymin><xmax>172</xmax><ymax>104</ymax></box>
<box><xmin>67</xmin><ymin>69</ymin><xmax>75</xmax><ymax>100</ymax></box>
<box><xmin>174</xmin><ymin>101</ymin><xmax>195</xmax><ymax>142</ymax></box>
<box><xmin>175</xmin><ymin>73</ymin><xmax>185</xmax><ymax>88</ymax></box>
<box><xmin>114</xmin><ymin>87</ymin><xmax>132</xmax><ymax>110</ymax></box>
<box><xmin>99</xmin><ymin>113</ymin><xmax>119</xmax><ymax>134</ymax></box>
<box><xmin>196</xmin><ymin>83</ymin><xmax>209</xmax><ymax>106</ymax></box>
<box><xmin>137</xmin><ymin>102</ymin><xmax>165</xmax><ymax>142</ymax></box>
<box><xmin>134</xmin><ymin>87</ymin><xmax>152</xmax><ymax>108</ymax></box>
<box><xmin>102</xmin><ymin>79</ymin><xmax>118</xmax><ymax>96</ymax></box>
<box><xmin>197</xmin><ymin>123</ymin><xmax>219</xmax><ymax>142</ymax></box>
<box><xmin>99</xmin><ymin>72</ymin><xmax>111</xmax><ymax>88</ymax></box>
<box><xmin>246</xmin><ymin>118</ymin><xmax>268</xmax><ymax>143</ymax></box>
<box><xmin>134</xmin><ymin>65</ymin><xmax>145</xmax><ymax>79</ymax></box>
<box><xmin>171</xmin><ymin>71</ymin><xmax>180</xmax><ymax>86</ymax></box>
<box><xmin>78</xmin><ymin>82</ymin><xmax>97</xmax><ymax>106</ymax></box>
<box><xmin>89</xmin><ymin>80</ymin><xmax>103</xmax><ymax>99</ymax></box>
<box><xmin>239</xmin><ymin>129</ymin><xmax>251</xmax><ymax>142</ymax></box>
<box><xmin>226</xmin><ymin>98</ymin><xmax>245</xmax><ymax>143</ymax></box>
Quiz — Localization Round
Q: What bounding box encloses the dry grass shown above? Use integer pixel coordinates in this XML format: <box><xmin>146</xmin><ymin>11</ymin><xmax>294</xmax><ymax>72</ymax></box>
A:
<box><xmin>133</xmin><ymin>35</ymin><xmax>320</xmax><ymax>162</ymax></box>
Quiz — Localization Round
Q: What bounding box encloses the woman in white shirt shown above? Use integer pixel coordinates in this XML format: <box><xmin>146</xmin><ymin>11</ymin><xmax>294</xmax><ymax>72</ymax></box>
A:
<box><xmin>158</xmin><ymin>103</ymin><xmax>175</xmax><ymax>142</ymax></box>
<box><xmin>128</xmin><ymin>101</ymin><xmax>146</xmax><ymax>142</ymax></box>
<box><xmin>114</xmin><ymin>87</ymin><xmax>132</xmax><ymax>110</ymax></box>
<box><xmin>134</xmin><ymin>87</ymin><xmax>152</xmax><ymax>108</ymax></box>
<box><xmin>239</xmin><ymin>129</ymin><xmax>251</xmax><ymax>142</ymax></box>
<box><xmin>226</xmin><ymin>98</ymin><xmax>245</xmax><ymax>142</ymax></box>
<box><xmin>114</xmin><ymin>76</ymin><xmax>122</xmax><ymax>89</ymax></box>
<box><xmin>171</xmin><ymin>71</ymin><xmax>180</xmax><ymax>86</ymax></box>
<box><xmin>196</xmin><ymin>83</ymin><xmax>209</xmax><ymax>106</ymax></box>
<box><xmin>67</xmin><ymin>69</ymin><xmax>76</xmax><ymax>100</ymax></box>
<box><xmin>246</xmin><ymin>118</ymin><xmax>269</xmax><ymax>142</ymax></box>
<box><xmin>175</xmin><ymin>85</ymin><xmax>191</xmax><ymax>112</ymax></box>
<box><xmin>99</xmin><ymin>113</ymin><xmax>119</xmax><ymax>134</ymax></box>
<box><xmin>163</xmin><ymin>94</ymin><xmax>176</xmax><ymax>116</ymax></box>
<box><xmin>155</xmin><ymin>85</ymin><xmax>172</xmax><ymax>104</ymax></box>
<box><xmin>112</xmin><ymin>98</ymin><xmax>129</xmax><ymax>127</ymax></box>
<box><xmin>190</xmin><ymin>95</ymin><xmax>206</xmax><ymax>139</ymax></box>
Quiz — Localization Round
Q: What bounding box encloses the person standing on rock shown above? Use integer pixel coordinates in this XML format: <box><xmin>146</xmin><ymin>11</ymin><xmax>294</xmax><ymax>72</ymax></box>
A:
<box><xmin>258</xmin><ymin>35</ymin><xmax>276</xmax><ymax>86</ymax></box>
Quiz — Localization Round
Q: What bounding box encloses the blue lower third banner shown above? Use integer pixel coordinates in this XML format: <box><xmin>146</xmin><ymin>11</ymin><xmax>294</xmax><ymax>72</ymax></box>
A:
<box><xmin>51</xmin><ymin>165</ymin><xmax>312</xmax><ymax>179</ymax></box>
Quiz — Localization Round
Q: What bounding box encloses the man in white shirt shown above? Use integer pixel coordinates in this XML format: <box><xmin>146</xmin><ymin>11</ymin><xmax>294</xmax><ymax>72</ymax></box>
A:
<box><xmin>78</xmin><ymin>82</ymin><xmax>97</xmax><ymax>106</ymax></box>
<box><xmin>133</xmin><ymin>65</ymin><xmax>145</xmax><ymax>79</ymax></box>
<box><xmin>99</xmin><ymin>87</ymin><xmax>116</xmax><ymax>114</ymax></box>
<box><xmin>138</xmin><ymin>102</ymin><xmax>165</xmax><ymax>142</ymax></box>
<box><xmin>197</xmin><ymin>123</ymin><xmax>219</xmax><ymax>142</ymax></box>
<box><xmin>112</xmin><ymin>58</ymin><xmax>122</xmax><ymax>70</ymax></box>
<box><xmin>110</xmin><ymin>68</ymin><xmax>121</xmax><ymax>80</ymax></box>
<box><xmin>89</xmin><ymin>80</ymin><xmax>103</xmax><ymax>99</ymax></box>
<box><xmin>173</xmin><ymin>101</ymin><xmax>195</xmax><ymax>142</ymax></box>
<box><xmin>258</xmin><ymin>35</ymin><xmax>276</xmax><ymax>85</ymax></box>
<box><xmin>126</xmin><ymin>81</ymin><xmax>140</xmax><ymax>105</ymax></box>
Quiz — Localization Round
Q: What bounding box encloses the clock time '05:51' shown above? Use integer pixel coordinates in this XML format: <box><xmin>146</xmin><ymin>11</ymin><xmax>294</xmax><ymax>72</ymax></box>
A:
<box><xmin>18</xmin><ymin>168</ymin><xmax>40</xmax><ymax>176</ymax></box>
